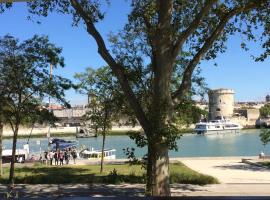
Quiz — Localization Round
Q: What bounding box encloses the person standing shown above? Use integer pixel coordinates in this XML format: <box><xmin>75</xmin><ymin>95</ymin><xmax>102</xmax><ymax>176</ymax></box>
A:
<box><xmin>49</xmin><ymin>151</ymin><xmax>54</xmax><ymax>165</ymax></box>
<box><xmin>59</xmin><ymin>151</ymin><xmax>64</xmax><ymax>165</ymax></box>
<box><xmin>64</xmin><ymin>150</ymin><xmax>69</xmax><ymax>164</ymax></box>
<box><xmin>54</xmin><ymin>152</ymin><xmax>58</xmax><ymax>165</ymax></box>
<box><xmin>44</xmin><ymin>151</ymin><xmax>48</xmax><ymax>165</ymax></box>
<box><xmin>71</xmin><ymin>149</ymin><xmax>77</xmax><ymax>164</ymax></box>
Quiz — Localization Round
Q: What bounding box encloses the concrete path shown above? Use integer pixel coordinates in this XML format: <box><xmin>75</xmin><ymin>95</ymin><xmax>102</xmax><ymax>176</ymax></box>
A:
<box><xmin>179</xmin><ymin>157</ymin><xmax>270</xmax><ymax>183</ymax></box>
<box><xmin>1</xmin><ymin>183</ymin><xmax>270</xmax><ymax>198</ymax></box>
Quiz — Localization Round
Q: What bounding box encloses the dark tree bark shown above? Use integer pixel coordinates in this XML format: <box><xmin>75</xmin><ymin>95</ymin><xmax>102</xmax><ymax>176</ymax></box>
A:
<box><xmin>100</xmin><ymin>131</ymin><xmax>106</xmax><ymax>173</ymax></box>
<box><xmin>9</xmin><ymin>120</ymin><xmax>19</xmax><ymax>185</ymax></box>
<box><xmin>100</xmin><ymin>105</ymin><xmax>108</xmax><ymax>174</ymax></box>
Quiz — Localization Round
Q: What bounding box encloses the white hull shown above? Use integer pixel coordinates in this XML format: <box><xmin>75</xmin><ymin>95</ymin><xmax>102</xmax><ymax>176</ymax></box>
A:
<box><xmin>79</xmin><ymin>148</ymin><xmax>116</xmax><ymax>160</ymax></box>
<box><xmin>194</xmin><ymin>117</ymin><xmax>242</xmax><ymax>135</ymax></box>
<box><xmin>195</xmin><ymin>129</ymin><xmax>240</xmax><ymax>135</ymax></box>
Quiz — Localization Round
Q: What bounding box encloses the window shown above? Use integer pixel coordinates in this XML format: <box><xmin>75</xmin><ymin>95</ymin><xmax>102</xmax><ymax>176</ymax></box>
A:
<box><xmin>216</xmin><ymin>108</ymin><xmax>221</xmax><ymax>111</ymax></box>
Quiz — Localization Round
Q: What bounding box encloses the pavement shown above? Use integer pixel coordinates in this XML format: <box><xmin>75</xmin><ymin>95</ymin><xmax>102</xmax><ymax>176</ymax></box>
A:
<box><xmin>179</xmin><ymin>157</ymin><xmax>270</xmax><ymax>184</ymax></box>
<box><xmin>1</xmin><ymin>183</ymin><xmax>270</xmax><ymax>199</ymax></box>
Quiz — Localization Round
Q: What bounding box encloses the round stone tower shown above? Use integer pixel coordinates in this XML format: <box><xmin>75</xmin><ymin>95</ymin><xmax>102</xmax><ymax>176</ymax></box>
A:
<box><xmin>208</xmin><ymin>88</ymin><xmax>235</xmax><ymax>120</ymax></box>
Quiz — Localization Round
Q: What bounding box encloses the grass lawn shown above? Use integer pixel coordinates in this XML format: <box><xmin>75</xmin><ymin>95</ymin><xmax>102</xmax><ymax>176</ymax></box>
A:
<box><xmin>0</xmin><ymin>162</ymin><xmax>218</xmax><ymax>185</ymax></box>
<box><xmin>258</xmin><ymin>161</ymin><xmax>270</xmax><ymax>168</ymax></box>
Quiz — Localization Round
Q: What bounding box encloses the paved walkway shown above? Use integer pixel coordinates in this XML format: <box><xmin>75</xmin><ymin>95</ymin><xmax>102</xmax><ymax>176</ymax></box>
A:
<box><xmin>179</xmin><ymin>157</ymin><xmax>270</xmax><ymax>183</ymax></box>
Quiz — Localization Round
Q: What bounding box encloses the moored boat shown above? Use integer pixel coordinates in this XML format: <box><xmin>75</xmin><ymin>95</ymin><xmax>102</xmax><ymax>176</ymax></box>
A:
<box><xmin>194</xmin><ymin>117</ymin><xmax>242</xmax><ymax>135</ymax></box>
<box><xmin>79</xmin><ymin>148</ymin><xmax>116</xmax><ymax>160</ymax></box>
<box><xmin>2</xmin><ymin>148</ymin><xmax>28</xmax><ymax>163</ymax></box>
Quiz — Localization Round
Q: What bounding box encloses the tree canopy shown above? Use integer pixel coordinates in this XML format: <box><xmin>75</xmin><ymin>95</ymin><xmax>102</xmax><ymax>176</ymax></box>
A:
<box><xmin>260</xmin><ymin>104</ymin><xmax>270</xmax><ymax>118</ymax></box>
<box><xmin>2</xmin><ymin>0</ymin><xmax>270</xmax><ymax>196</ymax></box>
<box><xmin>0</xmin><ymin>34</ymin><xmax>71</xmax><ymax>184</ymax></box>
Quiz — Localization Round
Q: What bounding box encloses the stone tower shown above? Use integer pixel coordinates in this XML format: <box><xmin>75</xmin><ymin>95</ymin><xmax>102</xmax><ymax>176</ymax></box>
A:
<box><xmin>208</xmin><ymin>88</ymin><xmax>235</xmax><ymax>120</ymax></box>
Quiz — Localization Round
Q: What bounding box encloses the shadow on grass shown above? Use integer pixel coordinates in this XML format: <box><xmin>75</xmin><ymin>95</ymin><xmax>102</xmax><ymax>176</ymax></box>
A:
<box><xmin>0</xmin><ymin>183</ymin><xmax>146</xmax><ymax>198</ymax></box>
<box><xmin>0</xmin><ymin>163</ymin><xmax>218</xmax><ymax>186</ymax></box>
<box><xmin>0</xmin><ymin>166</ymin><xmax>145</xmax><ymax>184</ymax></box>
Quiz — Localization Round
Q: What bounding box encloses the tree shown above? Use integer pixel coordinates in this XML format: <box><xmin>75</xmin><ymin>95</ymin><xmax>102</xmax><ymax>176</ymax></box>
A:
<box><xmin>0</xmin><ymin>35</ymin><xmax>71</xmax><ymax>185</ymax></box>
<box><xmin>75</xmin><ymin>66</ymin><xmax>122</xmax><ymax>173</ymax></box>
<box><xmin>6</xmin><ymin>0</ymin><xmax>270</xmax><ymax>195</ymax></box>
<box><xmin>260</xmin><ymin>104</ymin><xmax>270</xmax><ymax>118</ymax></box>
<box><xmin>259</xmin><ymin>128</ymin><xmax>270</xmax><ymax>152</ymax></box>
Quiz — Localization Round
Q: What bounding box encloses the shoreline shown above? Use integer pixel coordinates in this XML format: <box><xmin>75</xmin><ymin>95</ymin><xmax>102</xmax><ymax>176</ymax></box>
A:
<box><xmin>3</xmin><ymin>128</ymin><xmax>263</xmax><ymax>139</ymax></box>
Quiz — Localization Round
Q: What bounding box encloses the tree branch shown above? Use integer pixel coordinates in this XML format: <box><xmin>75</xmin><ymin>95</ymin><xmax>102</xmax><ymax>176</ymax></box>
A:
<box><xmin>70</xmin><ymin>0</ymin><xmax>151</xmax><ymax>133</ymax></box>
<box><xmin>172</xmin><ymin>0</ymin><xmax>217</xmax><ymax>59</ymax></box>
<box><xmin>172</xmin><ymin>0</ymin><xmax>266</xmax><ymax>102</ymax></box>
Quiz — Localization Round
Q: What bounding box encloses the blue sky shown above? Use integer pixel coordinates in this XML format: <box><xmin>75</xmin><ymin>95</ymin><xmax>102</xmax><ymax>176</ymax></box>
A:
<box><xmin>0</xmin><ymin>1</ymin><xmax>269</xmax><ymax>104</ymax></box>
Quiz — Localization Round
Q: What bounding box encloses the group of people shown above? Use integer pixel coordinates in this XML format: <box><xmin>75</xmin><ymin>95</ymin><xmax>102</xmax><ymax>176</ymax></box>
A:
<box><xmin>43</xmin><ymin>148</ymin><xmax>77</xmax><ymax>166</ymax></box>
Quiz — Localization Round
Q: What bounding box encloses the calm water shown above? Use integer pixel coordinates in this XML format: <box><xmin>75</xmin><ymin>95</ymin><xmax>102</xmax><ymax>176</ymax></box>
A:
<box><xmin>3</xmin><ymin>129</ymin><xmax>269</xmax><ymax>159</ymax></box>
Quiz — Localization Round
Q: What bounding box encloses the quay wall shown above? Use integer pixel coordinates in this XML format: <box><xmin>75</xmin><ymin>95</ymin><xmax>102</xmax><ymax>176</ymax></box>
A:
<box><xmin>2</xmin><ymin>125</ymin><xmax>142</xmax><ymax>136</ymax></box>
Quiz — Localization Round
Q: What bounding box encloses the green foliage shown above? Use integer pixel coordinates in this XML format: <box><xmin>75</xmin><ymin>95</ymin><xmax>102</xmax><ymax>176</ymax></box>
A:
<box><xmin>123</xmin><ymin>147</ymin><xmax>140</xmax><ymax>165</ymax></box>
<box><xmin>174</xmin><ymin>99</ymin><xmax>208</xmax><ymax>127</ymax></box>
<box><xmin>107</xmin><ymin>168</ymin><xmax>120</xmax><ymax>184</ymax></box>
<box><xmin>75</xmin><ymin>66</ymin><xmax>123</xmax><ymax>133</ymax></box>
<box><xmin>259</xmin><ymin>128</ymin><xmax>270</xmax><ymax>147</ymax></box>
<box><xmin>128</xmin><ymin>131</ymin><xmax>148</xmax><ymax>148</ymax></box>
<box><xmin>0</xmin><ymin>34</ymin><xmax>71</xmax><ymax>128</ymax></box>
<box><xmin>0</xmin><ymin>34</ymin><xmax>71</xmax><ymax>183</ymax></box>
<box><xmin>258</xmin><ymin>161</ymin><xmax>270</xmax><ymax>168</ymax></box>
<box><xmin>260</xmin><ymin>104</ymin><xmax>270</xmax><ymax>118</ymax></box>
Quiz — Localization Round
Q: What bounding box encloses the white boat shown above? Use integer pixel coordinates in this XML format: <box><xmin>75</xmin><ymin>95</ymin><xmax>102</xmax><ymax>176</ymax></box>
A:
<box><xmin>2</xmin><ymin>148</ymin><xmax>28</xmax><ymax>163</ymax></box>
<box><xmin>79</xmin><ymin>148</ymin><xmax>116</xmax><ymax>160</ymax></box>
<box><xmin>194</xmin><ymin>117</ymin><xmax>243</xmax><ymax>135</ymax></box>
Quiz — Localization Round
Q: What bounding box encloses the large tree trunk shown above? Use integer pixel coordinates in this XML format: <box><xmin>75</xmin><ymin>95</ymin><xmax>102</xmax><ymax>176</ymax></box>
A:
<box><xmin>146</xmin><ymin>135</ymin><xmax>171</xmax><ymax>196</ymax></box>
<box><xmin>0</xmin><ymin>122</ymin><xmax>3</xmax><ymax>177</ymax></box>
<box><xmin>145</xmin><ymin>75</ymin><xmax>172</xmax><ymax>195</ymax></box>
<box><xmin>9</xmin><ymin>122</ymin><xmax>19</xmax><ymax>185</ymax></box>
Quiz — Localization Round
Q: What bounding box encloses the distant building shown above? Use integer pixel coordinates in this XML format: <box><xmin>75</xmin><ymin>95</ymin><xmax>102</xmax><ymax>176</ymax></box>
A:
<box><xmin>236</xmin><ymin>109</ymin><xmax>260</xmax><ymax>121</ymax></box>
<box><xmin>266</xmin><ymin>95</ymin><xmax>270</xmax><ymax>103</ymax></box>
<box><xmin>208</xmin><ymin>88</ymin><xmax>235</xmax><ymax>120</ymax></box>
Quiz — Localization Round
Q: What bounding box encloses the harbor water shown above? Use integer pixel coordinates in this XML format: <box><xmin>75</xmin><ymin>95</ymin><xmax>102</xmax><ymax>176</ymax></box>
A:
<box><xmin>2</xmin><ymin>129</ymin><xmax>269</xmax><ymax>159</ymax></box>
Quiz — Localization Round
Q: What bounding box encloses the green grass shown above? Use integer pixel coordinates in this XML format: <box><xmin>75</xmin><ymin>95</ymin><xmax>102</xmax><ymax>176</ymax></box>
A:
<box><xmin>0</xmin><ymin>162</ymin><xmax>218</xmax><ymax>185</ymax></box>
<box><xmin>258</xmin><ymin>161</ymin><xmax>270</xmax><ymax>168</ymax></box>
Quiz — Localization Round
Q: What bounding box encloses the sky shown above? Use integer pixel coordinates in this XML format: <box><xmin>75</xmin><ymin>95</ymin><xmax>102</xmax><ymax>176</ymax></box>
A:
<box><xmin>0</xmin><ymin>1</ymin><xmax>269</xmax><ymax>105</ymax></box>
